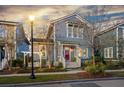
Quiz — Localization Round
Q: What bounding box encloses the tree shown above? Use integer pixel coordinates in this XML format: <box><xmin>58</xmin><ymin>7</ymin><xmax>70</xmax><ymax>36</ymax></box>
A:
<box><xmin>80</xmin><ymin>6</ymin><xmax>113</xmax><ymax>65</ymax></box>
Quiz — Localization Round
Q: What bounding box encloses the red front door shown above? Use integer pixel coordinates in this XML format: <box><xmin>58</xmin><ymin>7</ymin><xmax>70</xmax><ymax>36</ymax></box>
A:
<box><xmin>64</xmin><ymin>49</ymin><xmax>70</xmax><ymax>61</ymax></box>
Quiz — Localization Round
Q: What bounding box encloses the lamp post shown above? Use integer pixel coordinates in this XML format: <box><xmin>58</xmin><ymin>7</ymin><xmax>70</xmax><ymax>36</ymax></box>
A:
<box><xmin>29</xmin><ymin>15</ymin><xmax>35</xmax><ymax>79</ymax></box>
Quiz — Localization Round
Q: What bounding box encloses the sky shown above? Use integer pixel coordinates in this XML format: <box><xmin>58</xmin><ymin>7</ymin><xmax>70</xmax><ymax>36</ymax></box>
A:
<box><xmin>0</xmin><ymin>5</ymin><xmax>80</xmax><ymax>38</ymax></box>
<box><xmin>1</xmin><ymin>5</ymin><xmax>124</xmax><ymax>38</ymax></box>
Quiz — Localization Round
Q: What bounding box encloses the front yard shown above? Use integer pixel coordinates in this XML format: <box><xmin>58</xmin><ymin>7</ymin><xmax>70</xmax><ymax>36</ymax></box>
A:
<box><xmin>0</xmin><ymin>71</ymin><xmax>124</xmax><ymax>84</ymax></box>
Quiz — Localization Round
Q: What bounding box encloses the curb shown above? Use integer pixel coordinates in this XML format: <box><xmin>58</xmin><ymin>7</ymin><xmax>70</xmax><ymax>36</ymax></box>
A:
<box><xmin>0</xmin><ymin>77</ymin><xmax>124</xmax><ymax>87</ymax></box>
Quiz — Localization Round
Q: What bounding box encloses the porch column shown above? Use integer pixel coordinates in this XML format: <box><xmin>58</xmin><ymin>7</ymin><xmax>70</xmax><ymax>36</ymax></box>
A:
<box><xmin>61</xmin><ymin>44</ymin><xmax>66</xmax><ymax>68</ymax></box>
<box><xmin>23</xmin><ymin>53</ymin><xmax>26</xmax><ymax>67</ymax></box>
<box><xmin>39</xmin><ymin>53</ymin><xmax>42</xmax><ymax>69</ymax></box>
<box><xmin>53</xmin><ymin>24</ymin><xmax>57</xmax><ymax>66</ymax></box>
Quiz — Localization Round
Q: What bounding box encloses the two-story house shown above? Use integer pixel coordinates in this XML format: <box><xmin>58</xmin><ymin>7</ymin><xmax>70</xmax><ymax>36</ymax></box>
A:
<box><xmin>96</xmin><ymin>21</ymin><xmax>124</xmax><ymax>62</ymax></box>
<box><xmin>32</xmin><ymin>13</ymin><xmax>93</xmax><ymax>68</ymax></box>
<box><xmin>0</xmin><ymin>20</ymin><xmax>29</xmax><ymax>70</ymax></box>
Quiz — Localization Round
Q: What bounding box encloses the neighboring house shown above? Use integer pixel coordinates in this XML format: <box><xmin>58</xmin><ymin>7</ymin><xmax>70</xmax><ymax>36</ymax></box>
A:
<box><xmin>95</xmin><ymin>21</ymin><xmax>124</xmax><ymax>62</ymax></box>
<box><xmin>33</xmin><ymin>13</ymin><xmax>93</xmax><ymax>68</ymax></box>
<box><xmin>0</xmin><ymin>20</ymin><xmax>29</xmax><ymax>70</ymax></box>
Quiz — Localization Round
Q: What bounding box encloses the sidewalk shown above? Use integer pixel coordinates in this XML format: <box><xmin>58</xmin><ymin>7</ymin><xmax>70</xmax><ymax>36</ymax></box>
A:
<box><xmin>105</xmin><ymin>69</ymin><xmax>124</xmax><ymax>72</ymax></box>
<box><xmin>0</xmin><ymin>70</ymin><xmax>84</xmax><ymax>77</ymax></box>
<box><xmin>0</xmin><ymin>69</ymin><xmax>124</xmax><ymax>77</ymax></box>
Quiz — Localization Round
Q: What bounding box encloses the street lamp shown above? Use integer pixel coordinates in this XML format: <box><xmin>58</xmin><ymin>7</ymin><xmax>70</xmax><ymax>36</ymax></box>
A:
<box><xmin>29</xmin><ymin>15</ymin><xmax>35</xmax><ymax>79</ymax></box>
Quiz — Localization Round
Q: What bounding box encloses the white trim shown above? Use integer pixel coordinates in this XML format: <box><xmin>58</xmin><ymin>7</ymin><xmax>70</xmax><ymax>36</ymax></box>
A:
<box><xmin>104</xmin><ymin>47</ymin><xmax>113</xmax><ymax>58</ymax></box>
<box><xmin>71</xmin><ymin>24</ymin><xmax>74</xmax><ymax>38</ymax></box>
<box><xmin>123</xmin><ymin>29</ymin><xmax>124</xmax><ymax>39</ymax></box>
<box><xmin>66</xmin><ymin>23</ymin><xmax>84</xmax><ymax>39</ymax></box>
<box><xmin>82</xmin><ymin>48</ymin><xmax>88</xmax><ymax>58</ymax></box>
<box><xmin>53</xmin><ymin>24</ymin><xmax>56</xmax><ymax>65</ymax></box>
<box><xmin>66</xmin><ymin>22</ymin><xmax>68</xmax><ymax>37</ymax></box>
<box><xmin>39</xmin><ymin>45</ymin><xmax>47</xmax><ymax>58</ymax></box>
<box><xmin>116</xmin><ymin>27</ymin><xmax>119</xmax><ymax>59</ymax></box>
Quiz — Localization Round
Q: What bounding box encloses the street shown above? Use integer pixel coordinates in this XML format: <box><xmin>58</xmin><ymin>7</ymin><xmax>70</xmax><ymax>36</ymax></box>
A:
<box><xmin>31</xmin><ymin>79</ymin><xmax>124</xmax><ymax>87</ymax></box>
<box><xmin>1</xmin><ymin>78</ymin><xmax>124</xmax><ymax>87</ymax></box>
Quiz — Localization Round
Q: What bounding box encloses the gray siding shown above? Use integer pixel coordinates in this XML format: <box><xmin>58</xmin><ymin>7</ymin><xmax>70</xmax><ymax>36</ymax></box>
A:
<box><xmin>53</xmin><ymin>15</ymin><xmax>92</xmax><ymax>59</ymax></box>
<box><xmin>97</xmin><ymin>28</ymin><xmax>117</xmax><ymax>60</ymax></box>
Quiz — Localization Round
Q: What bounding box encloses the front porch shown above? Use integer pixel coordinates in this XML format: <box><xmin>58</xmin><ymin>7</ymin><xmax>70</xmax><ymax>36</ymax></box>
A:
<box><xmin>56</xmin><ymin>43</ymin><xmax>81</xmax><ymax>68</ymax></box>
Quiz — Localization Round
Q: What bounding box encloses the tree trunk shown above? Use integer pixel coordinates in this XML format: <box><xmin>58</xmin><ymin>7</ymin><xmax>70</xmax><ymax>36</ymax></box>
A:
<box><xmin>92</xmin><ymin>48</ymin><xmax>95</xmax><ymax>65</ymax></box>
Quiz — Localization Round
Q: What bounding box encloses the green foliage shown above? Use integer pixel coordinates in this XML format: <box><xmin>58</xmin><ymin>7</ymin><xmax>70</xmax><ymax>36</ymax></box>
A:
<box><xmin>106</xmin><ymin>61</ymin><xmax>124</xmax><ymax>70</ymax></box>
<box><xmin>71</xmin><ymin>57</ymin><xmax>76</xmax><ymax>62</ymax></box>
<box><xmin>84</xmin><ymin>62</ymin><xmax>106</xmax><ymax>74</ymax></box>
<box><xmin>41</xmin><ymin>59</ymin><xmax>46</xmax><ymax>68</ymax></box>
<box><xmin>82</xmin><ymin>59</ymin><xmax>92</xmax><ymax>69</ymax></box>
<box><xmin>37</xmin><ymin>67</ymin><xmax>66</xmax><ymax>72</ymax></box>
<box><xmin>55</xmin><ymin>62</ymin><xmax>63</xmax><ymax>69</ymax></box>
<box><xmin>12</xmin><ymin>59</ymin><xmax>23</xmax><ymax>68</ymax></box>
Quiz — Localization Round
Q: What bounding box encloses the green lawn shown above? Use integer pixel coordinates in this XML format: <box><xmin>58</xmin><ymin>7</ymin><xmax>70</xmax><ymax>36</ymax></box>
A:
<box><xmin>0</xmin><ymin>71</ymin><xmax>124</xmax><ymax>84</ymax></box>
<box><xmin>0</xmin><ymin>74</ymin><xmax>84</xmax><ymax>84</ymax></box>
<box><xmin>109</xmin><ymin>71</ymin><xmax>124</xmax><ymax>77</ymax></box>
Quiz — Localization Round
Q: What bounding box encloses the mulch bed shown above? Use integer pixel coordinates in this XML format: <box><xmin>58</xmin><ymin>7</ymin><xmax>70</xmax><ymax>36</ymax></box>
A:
<box><xmin>76</xmin><ymin>72</ymin><xmax>111</xmax><ymax>79</ymax></box>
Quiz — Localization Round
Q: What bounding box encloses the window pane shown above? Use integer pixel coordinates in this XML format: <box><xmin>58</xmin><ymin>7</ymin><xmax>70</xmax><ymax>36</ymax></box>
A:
<box><xmin>73</xmin><ymin>27</ymin><xmax>77</xmax><ymax>37</ymax></box>
<box><xmin>68</xmin><ymin>25</ymin><xmax>72</xmax><ymax>37</ymax></box>
<box><xmin>0</xmin><ymin>28</ymin><xmax>5</xmax><ymax>38</ymax></box>
<box><xmin>82</xmin><ymin>48</ymin><xmax>88</xmax><ymax>58</ymax></box>
<box><xmin>104</xmin><ymin>48</ymin><xmax>108</xmax><ymax>58</ymax></box>
<box><xmin>109</xmin><ymin>47</ymin><xmax>113</xmax><ymax>58</ymax></box>
<box><xmin>123</xmin><ymin>29</ymin><xmax>124</xmax><ymax>39</ymax></box>
<box><xmin>79</xmin><ymin>28</ymin><xmax>83</xmax><ymax>38</ymax></box>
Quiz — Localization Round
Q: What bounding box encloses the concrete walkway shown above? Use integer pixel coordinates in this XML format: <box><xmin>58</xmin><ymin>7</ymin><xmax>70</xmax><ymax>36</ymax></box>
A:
<box><xmin>105</xmin><ymin>69</ymin><xmax>124</xmax><ymax>72</ymax></box>
<box><xmin>0</xmin><ymin>70</ymin><xmax>84</xmax><ymax>77</ymax></box>
<box><xmin>0</xmin><ymin>69</ymin><xmax>124</xmax><ymax>77</ymax></box>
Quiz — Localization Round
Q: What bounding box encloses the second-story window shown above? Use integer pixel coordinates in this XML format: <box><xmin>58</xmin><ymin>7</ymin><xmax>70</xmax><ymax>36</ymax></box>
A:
<box><xmin>79</xmin><ymin>27</ymin><xmax>83</xmax><ymax>39</ymax></box>
<box><xmin>67</xmin><ymin>23</ymin><xmax>83</xmax><ymax>38</ymax></box>
<box><xmin>68</xmin><ymin>24</ymin><xmax>73</xmax><ymax>37</ymax></box>
<box><xmin>0</xmin><ymin>28</ymin><xmax>5</xmax><ymax>38</ymax></box>
<box><xmin>73</xmin><ymin>25</ymin><xmax>78</xmax><ymax>38</ymax></box>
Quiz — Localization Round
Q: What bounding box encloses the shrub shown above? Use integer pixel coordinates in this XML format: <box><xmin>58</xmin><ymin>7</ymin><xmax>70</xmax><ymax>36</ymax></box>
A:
<box><xmin>106</xmin><ymin>61</ymin><xmax>124</xmax><ymax>70</ymax></box>
<box><xmin>85</xmin><ymin>65</ymin><xmax>97</xmax><ymax>74</ymax></box>
<box><xmin>84</xmin><ymin>62</ymin><xmax>106</xmax><ymax>74</ymax></box>
<box><xmin>96</xmin><ymin>63</ymin><xmax>106</xmax><ymax>73</ymax></box>
<box><xmin>71</xmin><ymin>57</ymin><xmax>76</xmax><ymax>62</ymax></box>
<box><xmin>55</xmin><ymin>62</ymin><xmax>63</xmax><ymax>68</ymax></box>
<box><xmin>82</xmin><ymin>59</ymin><xmax>92</xmax><ymax>69</ymax></box>
<box><xmin>41</xmin><ymin>59</ymin><xmax>46</xmax><ymax>68</ymax></box>
<box><xmin>37</xmin><ymin>67</ymin><xmax>66</xmax><ymax>72</ymax></box>
<box><xmin>12</xmin><ymin>59</ymin><xmax>23</xmax><ymax>68</ymax></box>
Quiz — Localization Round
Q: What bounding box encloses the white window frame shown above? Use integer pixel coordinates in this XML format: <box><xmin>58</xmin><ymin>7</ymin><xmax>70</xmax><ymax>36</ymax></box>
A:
<box><xmin>66</xmin><ymin>23</ymin><xmax>83</xmax><ymax>39</ymax></box>
<box><xmin>104</xmin><ymin>47</ymin><xmax>113</xmax><ymax>58</ymax></box>
<box><xmin>39</xmin><ymin>45</ymin><xmax>47</xmax><ymax>58</ymax></box>
<box><xmin>82</xmin><ymin>48</ymin><xmax>88</xmax><ymax>58</ymax></box>
<box><xmin>123</xmin><ymin>29</ymin><xmax>124</xmax><ymax>39</ymax></box>
<box><xmin>79</xmin><ymin>28</ymin><xmax>84</xmax><ymax>39</ymax></box>
<box><xmin>66</xmin><ymin>23</ymin><xmax>73</xmax><ymax>38</ymax></box>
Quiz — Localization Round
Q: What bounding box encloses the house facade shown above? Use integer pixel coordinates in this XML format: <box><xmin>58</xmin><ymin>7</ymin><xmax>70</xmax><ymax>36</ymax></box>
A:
<box><xmin>0</xmin><ymin>21</ymin><xmax>29</xmax><ymax>70</ymax></box>
<box><xmin>96</xmin><ymin>22</ymin><xmax>124</xmax><ymax>62</ymax></box>
<box><xmin>33</xmin><ymin>14</ymin><xmax>92</xmax><ymax>68</ymax></box>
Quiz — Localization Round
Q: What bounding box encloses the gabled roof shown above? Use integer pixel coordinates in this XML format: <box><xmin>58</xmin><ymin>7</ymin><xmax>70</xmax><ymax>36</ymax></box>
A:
<box><xmin>96</xmin><ymin>21</ymin><xmax>124</xmax><ymax>36</ymax></box>
<box><xmin>46</xmin><ymin>13</ymin><xmax>92</xmax><ymax>39</ymax></box>
<box><xmin>17</xmin><ymin>24</ymin><xmax>30</xmax><ymax>45</ymax></box>
<box><xmin>0</xmin><ymin>20</ymin><xmax>20</xmax><ymax>26</ymax></box>
<box><xmin>0</xmin><ymin>20</ymin><xmax>29</xmax><ymax>45</ymax></box>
